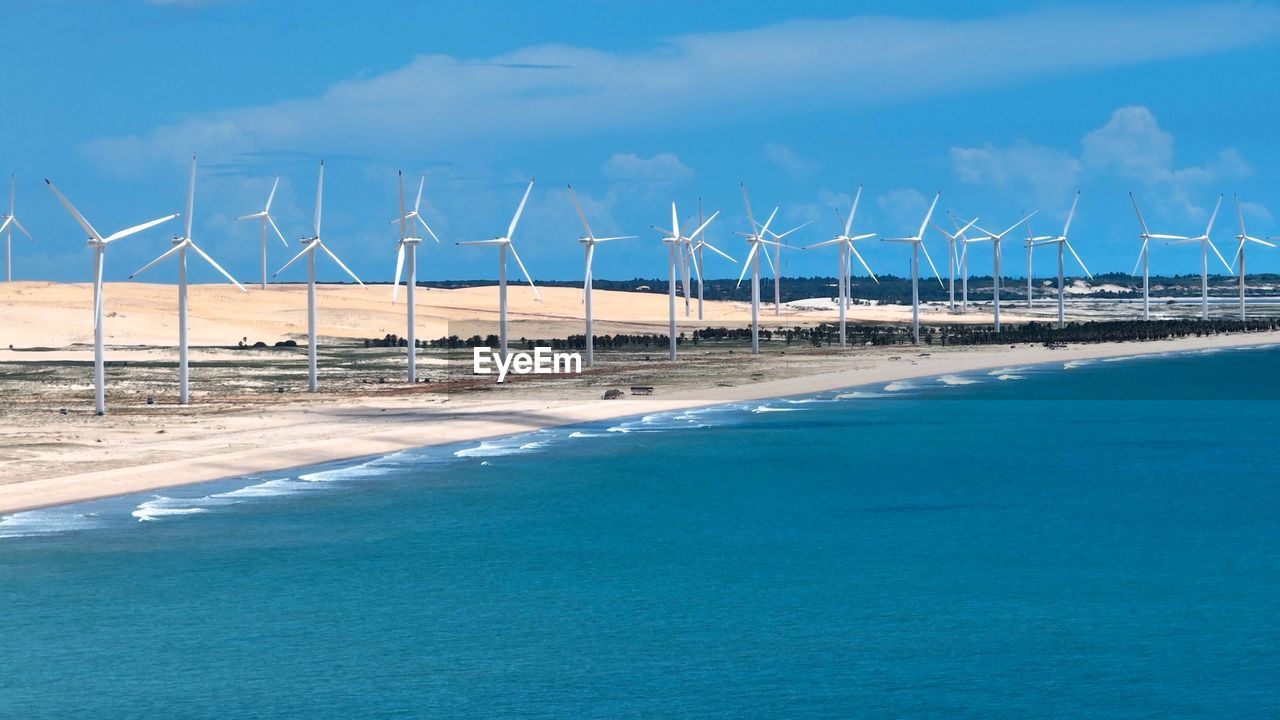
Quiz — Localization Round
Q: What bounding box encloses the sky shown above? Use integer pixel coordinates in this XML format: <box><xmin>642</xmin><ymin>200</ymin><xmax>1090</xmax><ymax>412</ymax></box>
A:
<box><xmin>5</xmin><ymin>0</ymin><xmax>1280</xmax><ymax>286</ymax></box>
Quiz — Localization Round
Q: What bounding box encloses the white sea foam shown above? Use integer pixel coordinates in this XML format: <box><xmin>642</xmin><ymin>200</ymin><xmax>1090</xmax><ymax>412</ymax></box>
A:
<box><xmin>1063</xmin><ymin>359</ymin><xmax>1094</xmax><ymax>369</ymax></box>
<box><xmin>213</xmin><ymin>478</ymin><xmax>318</xmax><ymax>499</ymax></box>
<box><xmin>132</xmin><ymin>497</ymin><xmax>215</xmax><ymax>522</ymax></box>
<box><xmin>454</xmin><ymin>438</ymin><xmax>548</xmax><ymax>458</ymax></box>
<box><xmin>568</xmin><ymin>431</ymin><xmax>615</xmax><ymax>439</ymax></box>
<box><xmin>937</xmin><ymin>374</ymin><xmax>978</xmax><ymax>386</ymax></box>
<box><xmin>883</xmin><ymin>381</ymin><xmax>914</xmax><ymax>392</ymax></box>
<box><xmin>780</xmin><ymin>397</ymin><xmax>837</xmax><ymax>404</ymax></box>
<box><xmin>836</xmin><ymin>390</ymin><xmax>885</xmax><ymax>400</ymax></box>
<box><xmin>987</xmin><ymin>366</ymin><xmax>1030</xmax><ymax>376</ymax></box>
<box><xmin>0</xmin><ymin>509</ymin><xmax>104</xmax><ymax>538</ymax></box>
<box><xmin>751</xmin><ymin>405</ymin><xmax>803</xmax><ymax>413</ymax></box>
<box><xmin>996</xmin><ymin>374</ymin><xmax>1025</xmax><ymax>381</ymax></box>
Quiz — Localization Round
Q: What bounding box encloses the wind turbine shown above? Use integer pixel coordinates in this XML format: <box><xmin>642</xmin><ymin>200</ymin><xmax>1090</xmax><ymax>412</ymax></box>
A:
<box><xmin>733</xmin><ymin>185</ymin><xmax>784</xmax><ymax>355</ymax></box>
<box><xmin>1164</xmin><ymin>195</ymin><xmax>1232</xmax><ymax>321</ymax></box>
<box><xmin>569</xmin><ymin>185</ymin><xmax>635</xmax><ymax>368</ymax></box>
<box><xmin>934</xmin><ymin>214</ymin><xmax>979</xmax><ymax>314</ymax></box>
<box><xmin>274</xmin><ymin>161</ymin><xmax>365</xmax><ymax>392</ymax></box>
<box><xmin>457</xmin><ymin>178</ymin><xmax>540</xmax><ymax>361</ymax></box>
<box><xmin>1028</xmin><ymin>192</ymin><xmax>1090</xmax><ymax>329</ymax></box>
<box><xmin>1231</xmin><ymin>195</ymin><xmax>1277</xmax><ymax>320</ymax></box>
<box><xmin>760</xmin><ymin>219</ymin><xmax>812</xmax><ymax>316</ymax></box>
<box><xmin>44</xmin><ymin>179</ymin><xmax>178</xmax><ymax>415</ymax></box>
<box><xmin>969</xmin><ymin>212</ymin><xmax>1036</xmax><ymax>333</ymax></box>
<box><xmin>686</xmin><ymin>202</ymin><xmax>734</xmax><ymax>321</ymax></box>
<box><xmin>235</xmin><ymin>176</ymin><xmax>288</xmax><ymax>290</ymax></box>
<box><xmin>806</xmin><ymin>186</ymin><xmax>876</xmax><ymax>347</ymax></box>
<box><xmin>130</xmin><ymin>156</ymin><xmax>246</xmax><ymax>405</ymax></box>
<box><xmin>1129</xmin><ymin>193</ymin><xmax>1184</xmax><ymax>321</ymax></box>
<box><xmin>655</xmin><ymin>202</ymin><xmax>718</xmax><ymax>359</ymax></box>
<box><xmin>1023</xmin><ymin>210</ymin><xmax>1036</xmax><ymax>308</ymax></box>
<box><xmin>1</xmin><ymin>175</ymin><xmax>33</xmax><ymax>282</ymax></box>
<box><xmin>390</xmin><ymin>171</ymin><xmax>441</xmax><ymax>384</ymax></box>
<box><xmin>392</xmin><ymin>173</ymin><xmax>442</xmax><ymax>241</ymax></box>
<box><xmin>882</xmin><ymin>192</ymin><xmax>943</xmax><ymax>344</ymax></box>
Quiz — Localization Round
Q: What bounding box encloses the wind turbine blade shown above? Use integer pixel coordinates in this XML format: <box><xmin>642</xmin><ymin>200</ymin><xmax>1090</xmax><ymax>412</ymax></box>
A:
<box><xmin>736</xmin><ymin>244</ymin><xmax>758</xmax><ymax>287</ymax></box>
<box><xmin>584</xmin><ymin>242</ymin><xmax>595</xmax><ymax>287</ymax></box>
<box><xmin>849</xmin><ymin>232</ymin><xmax>875</xmax><ymax>241</ymax></box>
<box><xmin>397</xmin><ymin>171</ymin><xmax>408</xmax><ymax>240</ymax></box>
<box><xmin>267</xmin><ymin>214</ymin><xmax>289</xmax><ymax>247</ymax></box>
<box><xmin>1234</xmin><ymin>194</ymin><xmax>1247</xmax><ymax>238</ymax></box>
<box><xmin>931</xmin><ymin>225</ymin><xmax>956</xmax><ymax>240</ymax></box>
<box><xmin>761</xmin><ymin>242</ymin><xmax>778</xmax><ymax>278</ymax></box>
<box><xmin>237</xmin><ymin>211</ymin><xmax>267</xmax><ymax>221</ymax></box>
<box><xmin>265</xmin><ymin>176</ymin><xmax>280</xmax><ymax>212</ymax></box>
<box><xmin>758</xmin><ymin>207</ymin><xmax>779</xmax><ymax>240</ymax></box>
<box><xmin>314</xmin><ymin>161</ymin><xmax>324</xmax><ymax>239</ymax></box>
<box><xmin>190</xmin><ymin>241</ymin><xmax>246</xmax><ymax>292</ymax></box>
<box><xmin>10</xmin><ymin>216</ymin><xmax>32</xmax><ymax>240</ymax></box>
<box><xmin>845</xmin><ymin>185</ymin><xmax>862</xmax><ymax>238</ymax></box>
<box><xmin>1205</xmin><ymin>194</ymin><xmax>1222</xmax><ymax>237</ymax></box>
<box><xmin>392</xmin><ymin>242</ymin><xmax>405</xmax><ymax>304</ymax></box>
<box><xmin>274</xmin><ymin>242</ymin><xmax>315</xmax><ymax>277</ymax></box>
<box><xmin>1063</xmin><ymin>191</ymin><xmax>1080</xmax><ymax>237</ymax></box>
<box><xmin>0</xmin><ymin>217</ymin><xmax>10</xmax><ymax>234</ymax></box>
<box><xmin>103</xmin><ymin>213</ymin><xmax>180</xmax><ymax>244</ymax></box>
<box><xmin>1130</xmin><ymin>237</ymin><xmax>1149</xmax><ymax>276</ymax></box>
<box><xmin>1129</xmin><ymin>193</ymin><xmax>1150</xmax><ymax>236</ymax></box>
<box><xmin>771</xmin><ymin>220</ymin><xmax>813</xmax><ymax>240</ymax></box>
<box><xmin>670</xmin><ymin>202</ymin><xmax>679</xmax><ymax>242</ymax></box>
<box><xmin>700</xmin><ymin>239</ymin><xmax>736</xmax><ymax>263</ymax></box>
<box><xmin>416</xmin><ymin>216</ymin><xmax>442</xmax><ymax>244</ymax></box>
<box><xmin>318</xmin><ymin>242</ymin><xmax>365</xmax><ymax>286</ymax></box>
<box><xmin>44</xmin><ymin>179</ymin><xmax>103</xmax><ymax>240</ymax></box>
<box><xmin>507</xmin><ymin>178</ymin><xmax>534</xmax><ymax>240</ymax></box>
<box><xmin>1231</xmin><ymin>238</ymin><xmax>1244</xmax><ymax>270</ymax></box>
<box><xmin>919</xmin><ymin>241</ymin><xmax>944</xmax><ymax>286</ymax></box>
<box><xmin>850</xmin><ymin>245</ymin><xmax>878</xmax><ymax>283</ymax></box>
<box><xmin>917</xmin><ymin>192</ymin><xmax>940</xmax><ymax>239</ymax></box>
<box><xmin>414</xmin><ymin>175</ymin><xmax>425</xmax><ymax>213</ymax></box>
<box><xmin>998</xmin><ymin>211</ymin><xmax>1036</xmax><ymax>239</ymax></box>
<box><xmin>507</xmin><ymin>242</ymin><xmax>541</xmax><ymax>301</ymax></box>
<box><xmin>807</xmin><ymin>237</ymin><xmax>844</xmax><ymax>249</ymax></box>
<box><xmin>688</xmin><ymin>209</ymin><xmax>720</xmax><ymax>241</ymax></box>
<box><xmin>184</xmin><ymin>155</ymin><xmax>196</xmax><ymax>240</ymax></box>
<box><xmin>1064</xmin><ymin>240</ymin><xmax>1092</xmax><ymax>279</ymax></box>
<box><xmin>1207</xmin><ymin>237</ymin><xmax>1232</xmax><ymax>273</ymax></box>
<box><xmin>568</xmin><ymin>185</ymin><xmax>594</xmax><ymax>239</ymax></box>
<box><xmin>687</xmin><ymin>241</ymin><xmax>702</xmax><ymax>283</ymax></box>
<box><xmin>740</xmin><ymin>183</ymin><xmax>757</xmax><ymax>232</ymax></box>
<box><xmin>457</xmin><ymin>239</ymin><xmax>509</xmax><ymax>246</ymax></box>
<box><xmin>592</xmin><ymin>235</ymin><xmax>637</xmax><ymax>242</ymax></box>
<box><xmin>129</xmin><ymin>241</ymin><xmax>184</xmax><ymax>279</ymax></box>
<box><xmin>1249</xmin><ymin>236</ymin><xmax>1277</xmax><ymax>248</ymax></box>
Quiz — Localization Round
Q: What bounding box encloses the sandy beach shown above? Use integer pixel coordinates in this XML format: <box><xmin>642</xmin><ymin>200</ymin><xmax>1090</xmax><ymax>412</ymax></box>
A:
<box><xmin>1</xmin><ymin>280</ymin><xmax>1276</xmax><ymax>514</ymax></box>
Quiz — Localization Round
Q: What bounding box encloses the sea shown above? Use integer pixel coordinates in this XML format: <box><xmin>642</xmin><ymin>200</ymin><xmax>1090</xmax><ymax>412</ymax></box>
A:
<box><xmin>2</xmin><ymin>345</ymin><xmax>1278</xmax><ymax>718</ymax></box>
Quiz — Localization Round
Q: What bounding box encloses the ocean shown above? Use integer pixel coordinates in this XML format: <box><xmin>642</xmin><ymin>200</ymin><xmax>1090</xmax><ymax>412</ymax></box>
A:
<box><xmin>2</xmin><ymin>345</ymin><xmax>1279</xmax><ymax>718</ymax></box>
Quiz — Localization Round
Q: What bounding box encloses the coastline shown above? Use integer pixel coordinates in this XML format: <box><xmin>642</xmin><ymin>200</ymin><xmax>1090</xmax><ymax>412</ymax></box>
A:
<box><xmin>2</xmin><ymin>330</ymin><xmax>1276</xmax><ymax>516</ymax></box>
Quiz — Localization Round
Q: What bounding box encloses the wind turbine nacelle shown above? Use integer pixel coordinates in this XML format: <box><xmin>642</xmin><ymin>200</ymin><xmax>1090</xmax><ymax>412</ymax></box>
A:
<box><xmin>403</xmin><ymin>236</ymin><xmax>423</xmax><ymax>245</ymax></box>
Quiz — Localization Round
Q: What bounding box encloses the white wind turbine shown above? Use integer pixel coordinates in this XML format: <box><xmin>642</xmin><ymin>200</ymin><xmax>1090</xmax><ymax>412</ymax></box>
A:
<box><xmin>655</xmin><ymin>202</ymin><xmax>719</xmax><ymax>360</ymax></box>
<box><xmin>390</xmin><ymin>171</ymin><xmax>441</xmax><ymax>384</ymax></box>
<box><xmin>1028</xmin><ymin>192</ymin><xmax>1090</xmax><ymax>329</ymax></box>
<box><xmin>130</xmin><ymin>156</ymin><xmax>246</xmax><ymax>405</ymax></box>
<box><xmin>1023</xmin><ymin>210</ymin><xmax>1036</xmax><ymax>308</ymax></box>
<box><xmin>569</xmin><ymin>185</ymin><xmax>636</xmax><ymax>368</ymax></box>
<box><xmin>969</xmin><ymin>212</ymin><xmax>1036</xmax><ymax>333</ymax></box>
<box><xmin>235</xmin><ymin>176</ymin><xmax>288</xmax><ymax>290</ymax></box>
<box><xmin>1129</xmin><ymin>193</ymin><xmax>1184</xmax><ymax>321</ymax></box>
<box><xmin>806</xmin><ymin>185</ymin><xmax>878</xmax><ymax>348</ymax></box>
<box><xmin>686</xmin><ymin>199</ymin><xmax>734</xmax><ymax>320</ymax></box>
<box><xmin>1231</xmin><ymin>195</ymin><xmax>1277</xmax><ymax>320</ymax></box>
<box><xmin>1164</xmin><ymin>195</ymin><xmax>1232</xmax><ymax>321</ymax></box>
<box><xmin>735</xmin><ymin>185</ymin><xmax>782</xmax><ymax>355</ymax></box>
<box><xmin>934</xmin><ymin>214</ymin><xmax>979</xmax><ymax>314</ymax></box>
<box><xmin>882</xmin><ymin>192</ymin><xmax>943</xmax><ymax>345</ymax></box>
<box><xmin>457</xmin><ymin>178</ymin><xmax>541</xmax><ymax>361</ymax></box>
<box><xmin>1</xmin><ymin>175</ymin><xmax>33</xmax><ymax>282</ymax></box>
<box><xmin>44</xmin><ymin>179</ymin><xmax>179</xmax><ymax>415</ymax></box>
<box><xmin>274</xmin><ymin>161</ymin><xmax>365</xmax><ymax>392</ymax></box>
<box><xmin>761</xmin><ymin>219</ymin><xmax>812</xmax><ymax>317</ymax></box>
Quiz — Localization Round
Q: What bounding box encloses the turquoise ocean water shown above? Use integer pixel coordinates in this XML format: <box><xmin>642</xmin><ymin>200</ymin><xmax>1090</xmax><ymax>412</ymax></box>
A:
<box><xmin>2</xmin><ymin>346</ymin><xmax>1278</xmax><ymax>718</ymax></box>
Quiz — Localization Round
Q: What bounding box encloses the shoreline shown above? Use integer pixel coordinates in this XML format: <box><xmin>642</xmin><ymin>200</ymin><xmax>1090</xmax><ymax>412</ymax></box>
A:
<box><xmin>2</xmin><ymin>330</ymin><xmax>1277</xmax><ymax>516</ymax></box>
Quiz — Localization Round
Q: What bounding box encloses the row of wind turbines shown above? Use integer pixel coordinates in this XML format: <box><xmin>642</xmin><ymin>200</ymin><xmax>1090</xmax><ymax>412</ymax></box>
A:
<box><xmin>30</xmin><ymin>158</ymin><xmax>1278</xmax><ymax>415</ymax></box>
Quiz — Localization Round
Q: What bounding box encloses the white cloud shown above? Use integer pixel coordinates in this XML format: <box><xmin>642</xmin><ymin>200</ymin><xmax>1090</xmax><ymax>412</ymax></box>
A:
<box><xmin>950</xmin><ymin>142</ymin><xmax>1082</xmax><ymax>203</ymax></box>
<box><xmin>600</xmin><ymin>152</ymin><xmax>694</xmax><ymax>182</ymax></box>
<box><xmin>85</xmin><ymin>3</ymin><xmax>1280</xmax><ymax>174</ymax></box>
<box><xmin>764</xmin><ymin>144</ymin><xmax>817</xmax><ymax>176</ymax></box>
<box><xmin>951</xmin><ymin>105</ymin><xmax>1255</xmax><ymax>220</ymax></box>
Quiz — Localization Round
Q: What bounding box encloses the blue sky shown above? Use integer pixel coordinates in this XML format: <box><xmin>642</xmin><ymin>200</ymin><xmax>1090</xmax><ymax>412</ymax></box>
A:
<box><xmin>6</xmin><ymin>0</ymin><xmax>1280</xmax><ymax>285</ymax></box>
